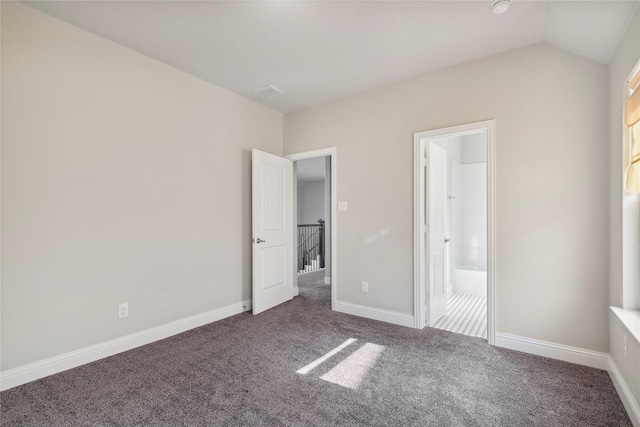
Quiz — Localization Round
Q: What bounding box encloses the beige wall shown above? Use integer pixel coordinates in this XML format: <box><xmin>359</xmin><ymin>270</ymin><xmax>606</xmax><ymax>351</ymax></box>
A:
<box><xmin>285</xmin><ymin>43</ymin><xmax>609</xmax><ymax>352</ymax></box>
<box><xmin>608</xmin><ymin>4</ymin><xmax>640</xmax><ymax>411</ymax></box>
<box><xmin>1</xmin><ymin>2</ymin><xmax>283</xmax><ymax>370</ymax></box>
<box><xmin>1</xmin><ymin>0</ymin><xmax>623</xmax><ymax>374</ymax></box>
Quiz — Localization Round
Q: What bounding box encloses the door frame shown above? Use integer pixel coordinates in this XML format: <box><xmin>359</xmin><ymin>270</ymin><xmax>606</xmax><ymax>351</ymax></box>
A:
<box><xmin>286</xmin><ymin>147</ymin><xmax>337</xmax><ymax>310</ymax></box>
<box><xmin>413</xmin><ymin>120</ymin><xmax>496</xmax><ymax>345</ymax></box>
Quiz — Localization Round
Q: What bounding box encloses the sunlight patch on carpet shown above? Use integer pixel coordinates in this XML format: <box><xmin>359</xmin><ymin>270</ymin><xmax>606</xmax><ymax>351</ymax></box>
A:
<box><xmin>296</xmin><ymin>338</ymin><xmax>357</xmax><ymax>375</ymax></box>
<box><xmin>320</xmin><ymin>343</ymin><xmax>385</xmax><ymax>389</ymax></box>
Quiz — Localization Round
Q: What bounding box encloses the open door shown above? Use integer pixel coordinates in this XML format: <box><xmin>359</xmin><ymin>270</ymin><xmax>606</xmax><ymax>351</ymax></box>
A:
<box><xmin>252</xmin><ymin>149</ymin><xmax>293</xmax><ymax>315</ymax></box>
<box><xmin>428</xmin><ymin>143</ymin><xmax>448</xmax><ymax>324</ymax></box>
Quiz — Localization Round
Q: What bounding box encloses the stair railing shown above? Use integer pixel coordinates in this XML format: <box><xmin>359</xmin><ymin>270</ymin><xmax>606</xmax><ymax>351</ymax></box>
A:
<box><xmin>297</xmin><ymin>220</ymin><xmax>325</xmax><ymax>273</ymax></box>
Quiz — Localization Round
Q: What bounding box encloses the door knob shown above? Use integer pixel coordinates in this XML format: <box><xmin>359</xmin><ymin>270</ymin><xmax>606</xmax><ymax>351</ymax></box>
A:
<box><xmin>444</xmin><ymin>238</ymin><xmax>450</xmax><ymax>243</ymax></box>
<box><xmin>254</xmin><ymin>238</ymin><xmax>266</xmax><ymax>244</ymax></box>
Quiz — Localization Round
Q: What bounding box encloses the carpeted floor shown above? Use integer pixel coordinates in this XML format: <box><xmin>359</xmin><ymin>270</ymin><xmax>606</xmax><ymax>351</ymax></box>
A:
<box><xmin>1</xmin><ymin>271</ymin><xmax>631</xmax><ymax>426</ymax></box>
<box><xmin>297</xmin><ymin>269</ymin><xmax>331</xmax><ymax>308</ymax></box>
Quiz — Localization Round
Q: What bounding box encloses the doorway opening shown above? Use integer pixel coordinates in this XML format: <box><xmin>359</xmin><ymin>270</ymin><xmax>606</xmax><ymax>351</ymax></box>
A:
<box><xmin>414</xmin><ymin>120</ymin><xmax>495</xmax><ymax>344</ymax></box>
<box><xmin>295</xmin><ymin>157</ymin><xmax>328</xmax><ymax>276</ymax></box>
<box><xmin>294</xmin><ymin>157</ymin><xmax>331</xmax><ymax>309</ymax></box>
<box><xmin>287</xmin><ymin>148</ymin><xmax>337</xmax><ymax>311</ymax></box>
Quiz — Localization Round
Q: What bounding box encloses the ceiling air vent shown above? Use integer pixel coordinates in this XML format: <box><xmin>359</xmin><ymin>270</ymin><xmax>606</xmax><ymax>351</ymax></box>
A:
<box><xmin>254</xmin><ymin>85</ymin><xmax>285</xmax><ymax>99</ymax></box>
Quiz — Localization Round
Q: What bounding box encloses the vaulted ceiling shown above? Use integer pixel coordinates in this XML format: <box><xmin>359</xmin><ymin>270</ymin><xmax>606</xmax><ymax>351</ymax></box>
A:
<box><xmin>24</xmin><ymin>1</ymin><xmax>639</xmax><ymax>113</ymax></box>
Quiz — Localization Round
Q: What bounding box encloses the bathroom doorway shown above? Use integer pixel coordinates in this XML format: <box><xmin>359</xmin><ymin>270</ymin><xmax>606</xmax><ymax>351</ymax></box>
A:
<box><xmin>414</xmin><ymin>120</ymin><xmax>496</xmax><ymax>343</ymax></box>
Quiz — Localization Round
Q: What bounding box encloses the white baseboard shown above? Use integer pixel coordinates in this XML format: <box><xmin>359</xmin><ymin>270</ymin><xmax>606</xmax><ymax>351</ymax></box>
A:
<box><xmin>334</xmin><ymin>300</ymin><xmax>414</xmax><ymax>328</ymax></box>
<box><xmin>324</xmin><ymin>276</ymin><xmax>331</xmax><ymax>285</ymax></box>
<box><xmin>495</xmin><ymin>333</ymin><xmax>609</xmax><ymax>370</ymax></box>
<box><xmin>608</xmin><ymin>356</ymin><xmax>640</xmax><ymax>427</ymax></box>
<box><xmin>293</xmin><ymin>286</ymin><xmax>300</xmax><ymax>296</ymax></box>
<box><xmin>0</xmin><ymin>300</ymin><xmax>252</xmax><ymax>391</ymax></box>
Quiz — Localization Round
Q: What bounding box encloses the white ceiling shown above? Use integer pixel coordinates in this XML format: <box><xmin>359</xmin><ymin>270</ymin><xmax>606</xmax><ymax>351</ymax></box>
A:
<box><xmin>23</xmin><ymin>1</ymin><xmax>639</xmax><ymax>113</ymax></box>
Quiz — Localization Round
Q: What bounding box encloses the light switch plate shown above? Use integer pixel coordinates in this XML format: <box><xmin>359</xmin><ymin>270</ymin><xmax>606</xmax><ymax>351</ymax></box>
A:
<box><xmin>338</xmin><ymin>201</ymin><xmax>348</xmax><ymax>212</ymax></box>
<box><xmin>119</xmin><ymin>303</ymin><xmax>129</xmax><ymax>319</ymax></box>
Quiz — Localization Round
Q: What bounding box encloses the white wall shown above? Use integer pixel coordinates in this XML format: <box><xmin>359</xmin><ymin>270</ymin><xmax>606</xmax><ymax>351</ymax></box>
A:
<box><xmin>461</xmin><ymin>133</ymin><xmax>487</xmax><ymax>164</ymax></box>
<box><xmin>297</xmin><ymin>181</ymin><xmax>325</xmax><ymax>225</ymax></box>
<box><xmin>459</xmin><ymin>162</ymin><xmax>487</xmax><ymax>271</ymax></box>
<box><xmin>284</xmin><ymin>42</ymin><xmax>609</xmax><ymax>352</ymax></box>
<box><xmin>1</xmin><ymin>2</ymin><xmax>283</xmax><ymax>371</ymax></box>
<box><xmin>608</xmin><ymin>4</ymin><xmax>640</xmax><ymax>413</ymax></box>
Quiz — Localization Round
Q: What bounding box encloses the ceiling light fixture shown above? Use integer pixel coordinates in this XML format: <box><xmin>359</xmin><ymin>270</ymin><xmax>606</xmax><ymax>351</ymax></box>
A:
<box><xmin>490</xmin><ymin>0</ymin><xmax>512</xmax><ymax>15</ymax></box>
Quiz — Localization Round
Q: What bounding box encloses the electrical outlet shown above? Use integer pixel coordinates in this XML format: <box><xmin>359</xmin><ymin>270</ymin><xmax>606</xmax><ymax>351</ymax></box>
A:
<box><xmin>119</xmin><ymin>303</ymin><xmax>129</xmax><ymax>319</ymax></box>
<box><xmin>623</xmin><ymin>335</ymin><xmax>628</xmax><ymax>359</ymax></box>
<box><xmin>362</xmin><ymin>281</ymin><xmax>369</xmax><ymax>293</ymax></box>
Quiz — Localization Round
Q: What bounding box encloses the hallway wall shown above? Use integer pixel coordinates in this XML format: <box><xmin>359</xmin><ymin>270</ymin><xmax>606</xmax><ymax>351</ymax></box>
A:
<box><xmin>297</xmin><ymin>181</ymin><xmax>325</xmax><ymax>225</ymax></box>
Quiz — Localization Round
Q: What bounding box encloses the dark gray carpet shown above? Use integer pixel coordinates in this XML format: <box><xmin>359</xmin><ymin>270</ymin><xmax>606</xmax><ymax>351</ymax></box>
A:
<box><xmin>1</xmin><ymin>273</ymin><xmax>630</xmax><ymax>426</ymax></box>
<box><xmin>297</xmin><ymin>269</ymin><xmax>330</xmax><ymax>308</ymax></box>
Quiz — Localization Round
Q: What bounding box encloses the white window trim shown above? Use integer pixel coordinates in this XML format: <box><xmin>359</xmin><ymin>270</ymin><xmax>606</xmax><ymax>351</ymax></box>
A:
<box><xmin>622</xmin><ymin>57</ymin><xmax>640</xmax><ymax>311</ymax></box>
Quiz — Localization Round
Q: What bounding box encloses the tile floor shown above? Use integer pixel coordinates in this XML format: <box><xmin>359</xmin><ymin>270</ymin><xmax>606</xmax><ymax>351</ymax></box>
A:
<box><xmin>432</xmin><ymin>292</ymin><xmax>487</xmax><ymax>339</ymax></box>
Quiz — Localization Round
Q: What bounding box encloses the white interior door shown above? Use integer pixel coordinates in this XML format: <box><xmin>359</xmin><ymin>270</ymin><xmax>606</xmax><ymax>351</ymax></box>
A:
<box><xmin>428</xmin><ymin>143</ymin><xmax>448</xmax><ymax>324</ymax></box>
<box><xmin>252</xmin><ymin>149</ymin><xmax>293</xmax><ymax>315</ymax></box>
